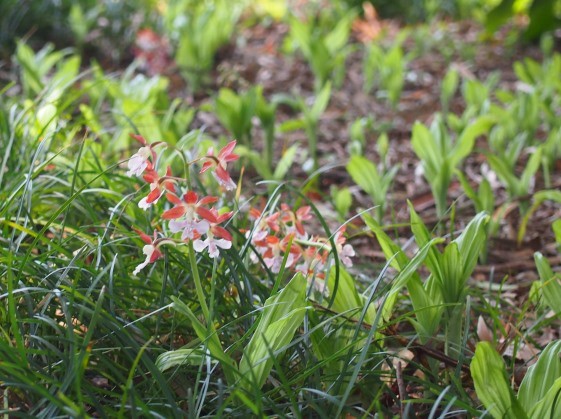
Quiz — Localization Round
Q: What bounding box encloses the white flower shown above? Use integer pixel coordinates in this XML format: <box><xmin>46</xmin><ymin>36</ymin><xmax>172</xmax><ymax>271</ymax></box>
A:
<box><xmin>170</xmin><ymin>218</ymin><xmax>210</xmax><ymax>240</ymax></box>
<box><xmin>193</xmin><ymin>236</ymin><xmax>231</xmax><ymax>258</ymax></box>
<box><xmin>133</xmin><ymin>244</ymin><xmax>157</xmax><ymax>275</ymax></box>
<box><xmin>265</xmin><ymin>253</ymin><xmax>296</xmax><ymax>273</ymax></box>
<box><xmin>246</xmin><ymin>225</ymin><xmax>268</xmax><ymax>243</ymax></box>
<box><xmin>340</xmin><ymin>244</ymin><xmax>355</xmax><ymax>267</ymax></box>
<box><xmin>127</xmin><ymin>147</ymin><xmax>151</xmax><ymax>177</ymax></box>
<box><xmin>138</xmin><ymin>182</ymin><xmax>160</xmax><ymax>210</ymax></box>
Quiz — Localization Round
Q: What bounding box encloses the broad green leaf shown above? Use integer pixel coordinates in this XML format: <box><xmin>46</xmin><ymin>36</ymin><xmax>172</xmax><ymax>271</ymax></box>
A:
<box><xmin>528</xmin><ymin>377</ymin><xmax>561</xmax><ymax>419</ymax></box>
<box><xmin>252</xmin><ymin>0</ymin><xmax>287</xmax><ymax>20</ymax></box>
<box><xmin>411</xmin><ymin>121</ymin><xmax>441</xmax><ymax>173</ymax></box>
<box><xmin>327</xmin><ymin>266</ymin><xmax>362</xmax><ymax>315</ymax></box>
<box><xmin>215</xmin><ymin>88</ymin><xmax>250</xmax><ymax>140</ymax></box>
<box><xmin>362</xmin><ymin>214</ymin><xmax>442</xmax><ymax>324</ymax></box>
<box><xmin>487</xmin><ymin>153</ymin><xmax>519</xmax><ymax>195</ymax></box>
<box><xmin>520</xmin><ymin>147</ymin><xmax>542</xmax><ymax>194</ymax></box>
<box><xmin>440</xmin><ymin>242</ymin><xmax>463</xmax><ymax>303</ymax></box>
<box><xmin>36</xmin><ymin>104</ymin><xmax>58</xmax><ymax>133</ymax></box>
<box><xmin>525</xmin><ymin>0</ymin><xmax>561</xmax><ymax>41</ymax></box>
<box><xmin>237</xmin><ymin>146</ymin><xmax>271</xmax><ymax>179</ymax></box>
<box><xmin>553</xmin><ymin>219</ymin><xmax>561</xmax><ymax>245</ymax></box>
<box><xmin>518</xmin><ymin>190</ymin><xmax>561</xmax><ymax>244</ymax></box>
<box><xmin>451</xmin><ymin>115</ymin><xmax>495</xmax><ymax>167</ymax></box>
<box><xmin>463</xmin><ymin>78</ymin><xmax>490</xmax><ymax>112</ymax></box>
<box><xmin>311</xmin><ymin>82</ymin><xmax>331</xmax><ymax>119</ymax></box>
<box><xmin>273</xmin><ymin>145</ymin><xmax>298</xmax><ymax>180</ymax></box>
<box><xmin>456</xmin><ymin>170</ymin><xmax>479</xmax><ymax>208</ymax></box>
<box><xmin>69</xmin><ymin>4</ymin><xmax>88</xmax><ymax>43</ymax></box>
<box><xmin>239</xmin><ymin>273</ymin><xmax>307</xmax><ymax>390</ymax></box>
<box><xmin>479</xmin><ymin>178</ymin><xmax>495</xmax><ymax>213</ymax></box>
<box><xmin>408</xmin><ymin>201</ymin><xmax>433</xmax><ymax>248</ymax></box>
<box><xmin>534</xmin><ymin>252</ymin><xmax>561</xmax><ymax>316</ymax></box>
<box><xmin>382</xmin><ymin>239</ymin><xmax>441</xmax><ymax>321</ymax></box>
<box><xmin>471</xmin><ymin>341</ymin><xmax>528</xmax><ymax>419</ymax></box>
<box><xmin>331</xmin><ymin>186</ymin><xmax>352</xmax><ymax>218</ymax></box>
<box><xmin>514</xmin><ymin>59</ymin><xmax>536</xmax><ymax>84</ymax></box>
<box><xmin>51</xmin><ymin>56</ymin><xmax>81</xmax><ymax>92</ymax></box>
<box><xmin>361</xmin><ymin>214</ymin><xmax>408</xmax><ymax>271</ymax></box>
<box><xmin>278</xmin><ymin>118</ymin><xmax>306</xmax><ymax>133</ymax></box>
<box><xmin>408</xmin><ymin>202</ymin><xmax>444</xmax><ymax>281</ymax></box>
<box><xmin>441</xmin><ymin>67</ymin><xmax>459</xmax><ymax>109</ymax></box>
<box><xmin>454</xmin><ymin>212</ymin><xmax>489</xmax><ymax>279</ymax></box>
<box><xmin>519</xmin><ymin>340</ymin><xmax>561</xmax><ymax>412</ymax></box>
<box><xmin>384</xmin><ymin>238</ymin><xmax>442</xmax><ymax>317</ymax></box>
<box><xmin>325</xmin><ymin>12</ymin><xmax>354</xmax><ymax>53</ymax></box>
<box><xmin>347</xmin><ymin>155</ymin><xmax>380</xmax><ymax>202</ymax></box>
<box><xmin>289</xmin><ymin>17</ymin><xmax>312</xmax><ymax>58</ymax></box>
<box><xmin>156</xmin><ymin>348</ymin><xmax>212</xmax><ymax>372</ymax></box>
<box><xmin>407</xmin><ymin>276</ymin><xmax>443</xmax><ymax>341</ymax></box>
<box><xmin>170</xmin><ymin>297</ymin><xmax>236</xmax><ymax>375</ymax></box>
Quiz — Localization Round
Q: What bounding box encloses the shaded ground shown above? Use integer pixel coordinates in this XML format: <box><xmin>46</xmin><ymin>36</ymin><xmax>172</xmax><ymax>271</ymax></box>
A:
<box><xmin>175</xmin><ymin>18</ymin><xmax>561</xmax><ymax>289</ymax></box>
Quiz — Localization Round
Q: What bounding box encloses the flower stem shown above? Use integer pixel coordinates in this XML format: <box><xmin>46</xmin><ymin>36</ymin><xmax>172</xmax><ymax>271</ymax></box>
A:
<box><xmin>188</xmin><ymin>241</ymin><xmax>210</xmax><ymax>324</ymax></box>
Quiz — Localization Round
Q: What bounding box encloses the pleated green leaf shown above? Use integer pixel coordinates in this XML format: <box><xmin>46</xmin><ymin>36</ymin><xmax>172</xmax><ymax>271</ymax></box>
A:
<box><xmin>471</xmin><ymin>341</ymin><xmax>528</xmax><ymax>419</ymax></box>
<box><xmin>239</xmin><ymin>273</ymin><xmax>308</xmax><ymax>390</ymax></box>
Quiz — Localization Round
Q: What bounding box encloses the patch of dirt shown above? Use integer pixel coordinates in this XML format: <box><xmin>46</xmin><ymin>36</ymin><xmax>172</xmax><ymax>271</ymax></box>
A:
<box><xmin>168</xmin><ymin>17</ymin><xmax>561</xmax><ymax>287</ymax></box>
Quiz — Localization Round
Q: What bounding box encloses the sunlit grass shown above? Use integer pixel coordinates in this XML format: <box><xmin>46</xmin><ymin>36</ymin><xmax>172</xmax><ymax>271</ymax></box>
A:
<box><xmin>2</xmin><ymin>1</ymin><xmax>561</xmax><ymax>416</ymax></box>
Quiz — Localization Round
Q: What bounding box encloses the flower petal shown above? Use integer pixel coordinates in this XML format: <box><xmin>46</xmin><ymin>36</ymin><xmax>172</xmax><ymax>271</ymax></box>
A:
<box><xmin>162</xmin><ymin>206</ymin><xmax>186</xmax><ymax>219</ymax></box>
<box><xmin>193</xmin><ymin>239</ymin><xmax>208</xmax><ymax>253</ymax></box>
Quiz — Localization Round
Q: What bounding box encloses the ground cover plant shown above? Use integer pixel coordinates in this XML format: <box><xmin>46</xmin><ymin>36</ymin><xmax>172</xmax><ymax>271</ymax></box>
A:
<box><xmin>2</xmin><ymin>0</ymin><xmax>561</xmax><ymax>417</ymax></box>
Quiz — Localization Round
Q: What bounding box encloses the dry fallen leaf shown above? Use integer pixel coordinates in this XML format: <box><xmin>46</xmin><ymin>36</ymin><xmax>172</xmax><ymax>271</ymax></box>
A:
<box><xmin>381</xmin><ymin>348</ymin><xmax>415</xmax><ymax>386</ymax></box>
<box><xmin>477</xmin><ymin>315</ymin><xmax>494</xmax><ymax>343</ymax></box>
<box><xmin>352</xmin><ymin>3</ymin><xmax>382</xmax><ymax>43</ymax></box>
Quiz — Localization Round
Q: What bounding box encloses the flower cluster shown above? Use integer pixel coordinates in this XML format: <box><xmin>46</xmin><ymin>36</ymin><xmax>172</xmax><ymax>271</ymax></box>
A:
<box><xmin>126</xmin><ymin>134</ymin><xmax>239</xmax><ymax>274</ymax></box>
<box><xmin>246</xmin><ymin>204</ymin><xmax>355</xmax><ymax>293</ymax></box>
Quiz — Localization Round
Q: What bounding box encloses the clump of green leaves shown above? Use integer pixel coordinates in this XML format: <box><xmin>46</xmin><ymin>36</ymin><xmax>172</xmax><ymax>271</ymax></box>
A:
<box><xmin>411</xmin><ymin>113</ymin><xmax>494</xmax><ymax>218</ymax></box>
<box><xmin>214</xmin><ymin>86</ymin><xmax>257</xmax><ymax>147</ymax></box>
<box><xmin>472</xmin><ymin>340</ymin><xmax>561</xmax><ymax>418</ymax></box>
<box><xmin>364</xmin><ymin>207</ymin><xmax>489</xmax><ymax>358</ymax></box>
<box><xmin>286</xmin><ymin>9</ymin><xmax>355</xmax><ymax>91</ymax></box>
<box><xmin>163</xmin><ymin>0</ymin><xmax>242</xmax><ymax>90</ymax></box>
<box><xmin>486</xmin><ymin>143</ymin><xmax>542</xmax><ymax>215</ymax></box>
<box><xmin>216</xmin><ymin>86</ymin><xmax>296</xmax><ymax>188</ymax></box>
<box><xmin>15</xmin><ymin>41</ymin><xmax>81</xmax><ymax>99</ymax></box>
<box><xmin>278</xmin><ymin>82</ymin><xmax>332</xmax><ymax>172</ymax></box>
<box><xmin>83</xmin><ymin>63</ymin><xmax>194</xmax><ymax>151</ymax></box>
<box><xmin>440</xmin><ymin>66</ymin><xmax>460</xmax><ymax>115</ymax></box>
<box><xmin>363</xmin><ymin>37</ymin><xmax>408</xmax><ymax>109</ymax></box>
<box><xmin>484</xmin><ymin>0</ymin><xmax>561</xmax><ymax>40</ymax></box>
<box><xmin>346</xmin><ymin>134</ymin><xmax>398</xmax><ymax>223</ymax></box>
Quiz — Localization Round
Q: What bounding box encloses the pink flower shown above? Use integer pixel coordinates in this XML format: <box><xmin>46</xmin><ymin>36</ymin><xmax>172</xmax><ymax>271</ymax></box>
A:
<box><xmin>192</xmin><ymin>208</ymin><xmax>234</xmax><ymax>258</ymax></box>
<box><xmin>212</xmin><ymin>170</ymin><xmax>236</xmax><ymax>191</ymax></box>
<box><xmin>334</xmin><ymin>228</ymin><xmax>355</xmax><ymax>267</ymax></box>
<box><xmin>339</xmin><ymin>244</ymin><xmax>355</xmax><ymax>267</ymax></box>
<box><xmin>127</xmin><ymin>147</ymin><xmax>152</xmax><ymax>177</ymax></box>
<box><xmin>262</xmin><ymin>234</ymin><xmax>300</xmax><ymax>273</ymax></box>
<box><xmin>138</xmin><ymin>167</ymin><xmax>175</xmax><ymax>210</ymax></box>
<box><xmin>162</xmin><ymin>191</ymin><xmax>218</xmax><ymax>220</ymax></box>
<box><xmin>161</xmin><ymin>191</ymin><xmax>218</xmax><ymax>241</ymax></box>
<box><xmin>200</xmin><ymin>140</ymin><xmax>239</xmax><ymax>190</ymax></box>
<box><xmin>295</xmin><ymin>245</ymin><xmax>326</xmax><ymax>277</ymax></box>
<box><xmin>281</xmin><ymin>204</ymin><xmax>312</xmax><ymax>237</ymax></box>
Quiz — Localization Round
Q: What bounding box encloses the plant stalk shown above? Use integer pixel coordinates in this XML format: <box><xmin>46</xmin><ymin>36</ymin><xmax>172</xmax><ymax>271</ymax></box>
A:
<box><xmin>188</xmin><ymin>241</ymin><xmax>210</xmax><ymax>324</ymax></box>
